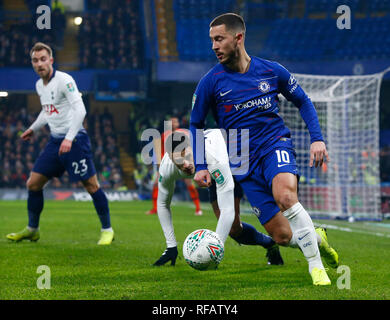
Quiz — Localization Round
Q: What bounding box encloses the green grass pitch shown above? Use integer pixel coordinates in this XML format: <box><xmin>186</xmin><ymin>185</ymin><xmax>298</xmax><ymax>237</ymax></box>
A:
<box><xmin>0</xmin><ymin>200</ymin><xmax>389</xmax><ymax>300</ymax></box>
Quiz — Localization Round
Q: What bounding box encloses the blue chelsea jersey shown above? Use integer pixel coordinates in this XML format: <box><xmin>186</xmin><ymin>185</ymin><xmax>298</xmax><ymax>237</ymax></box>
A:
<box><xmin>190</xmin><ymin>56</ymin><xmax>323</xmax><ymax>181</ymax></box>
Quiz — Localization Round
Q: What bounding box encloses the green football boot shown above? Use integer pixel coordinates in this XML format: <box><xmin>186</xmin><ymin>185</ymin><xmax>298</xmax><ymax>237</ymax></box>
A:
<box><xmin>97</xmin><ymin>230</ymin><xmax>114</xmax><ymax>245</ymax></box>
<box><xmin>311</xmin><ymin>267</ymin><xmax>331</xmax><ymax>286</ymax></box>
<box><xmin>6</xmin><ymin>227</ymin><xmax>40</xmax><ymax>242</ymax></box>
<box><xmin>316</xmin><ymin>227</ymin><xmax>339</xmax><ymax>269</ymax></box>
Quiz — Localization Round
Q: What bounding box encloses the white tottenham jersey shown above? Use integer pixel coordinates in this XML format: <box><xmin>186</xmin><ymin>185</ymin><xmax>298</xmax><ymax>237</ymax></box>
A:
<box><xmin>158</xmin><ymin>129</ymin><xmax>233</xmax><ymax>197</ymax></box>
<box><xmin>35</xmin><ymin>70</ymin><xmax>85</xmax><ymax>138</ymax></box>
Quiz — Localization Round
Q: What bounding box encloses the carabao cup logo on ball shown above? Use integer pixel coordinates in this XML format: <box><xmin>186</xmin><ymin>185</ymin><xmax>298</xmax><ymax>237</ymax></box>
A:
<box><xmin>183</xmin><ymin>229</ymin><xmax>224</xmax><ymax>271</ymax></box>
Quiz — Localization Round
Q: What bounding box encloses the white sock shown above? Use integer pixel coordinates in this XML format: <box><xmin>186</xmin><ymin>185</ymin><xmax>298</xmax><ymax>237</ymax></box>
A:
<box><xmin>215</xmin><ymin>189</ymin><xmax>235</xmax><ymax>244</ymax></box>
<box><xmin>101</xmin><ymin>227</ymin><xmax>113</xmax><ymax>232</ymax></box>
<box><xmin>283</xmin><ymin>202</ymin><xmax>324</xmax><ymax>273</ymax></box>
<box><xmin>27</xmin><ymin>226</ymin><xmax>38</xmax><ymax>232</ymax></box>
<box><xmin>289</xmin><ymin>231</ymin><xmax>322</xmax><ymax>247</ymax></box>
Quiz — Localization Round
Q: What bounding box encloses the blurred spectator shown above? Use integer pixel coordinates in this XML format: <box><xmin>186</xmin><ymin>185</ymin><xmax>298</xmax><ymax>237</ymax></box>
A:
<box><xmin>0</xmin><ymin>0</ymin><xmax>69</xmax><ymax>68</ymax></box>
<box><xmin>78</xmin><ymin>0</ymin><xmax>144</xmax><ymax>69</ymax></box>
<box><xmin>380</xmin><ymin>146</ymin><xmax>390</xmax><ymax>183</ymax></box>
<box><xmin>51</xmin><ymin>0</ymin><xmax>67</xmax><ymax>48</ymax></box>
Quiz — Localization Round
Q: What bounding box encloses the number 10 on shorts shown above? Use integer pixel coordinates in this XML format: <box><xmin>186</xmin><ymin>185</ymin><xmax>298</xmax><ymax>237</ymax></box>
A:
<box><xmin>275</xmin><ymin>150</ymin><xmax>290</xmax><ymax>165</ymax></box>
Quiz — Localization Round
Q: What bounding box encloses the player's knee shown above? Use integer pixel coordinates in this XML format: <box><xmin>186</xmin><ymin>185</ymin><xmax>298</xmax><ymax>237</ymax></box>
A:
<box><xmin>26</xmin><ymin>178</ymin><xmax>43</xmax><ymax>192</ymax></box>
<box><xmin>87</xmin><ymin>185</ymin><xmax>99</xmax><ymax>194</ymax></box>
<box><xmin>275</xmin><ymin>190</ymin><xmax>298</xmax><ymax>212</ymax></box>
<box><xmin>83</xmin><ymin>180</ymin><xmax>99</xmax><ymax>194</ymax></box>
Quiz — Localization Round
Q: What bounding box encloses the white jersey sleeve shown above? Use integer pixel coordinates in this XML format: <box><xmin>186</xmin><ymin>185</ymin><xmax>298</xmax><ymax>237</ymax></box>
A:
<box><xmin>204</xmin><ymin>129</ymin><xmax>235</xmax><ymax>244</ymax></box>
<box><xmin>157</xmin><ymin>153</ymin><xmax>194</xmax><ymax>248</ymax></box>
<box><xmin>29</xmin><ymin>109</ymin><xmax>48</xmax><ymax>132</ymax></box>
<box><xmin>204</xmin><ymin>129</ymin><xmax>234</xmax><ymax>193</ymax></box>
<box><xmin>64</xmin><ymin>99</ymin><xmax>87</xmax><ymax>141</ymax></box>
<box><xmin>60</xmin><ymin>72</ymin><xmax>83</xmax><ymax>105</ymax></box>
<box><xmin>59</xmin><ymin>73</ymin><xmax>86</xmax><ymax>141</ymax></box>
<box><xmin>157</xmin><ymin>153</ymin><xmax>177</xmax><ymax>205</ymax></box>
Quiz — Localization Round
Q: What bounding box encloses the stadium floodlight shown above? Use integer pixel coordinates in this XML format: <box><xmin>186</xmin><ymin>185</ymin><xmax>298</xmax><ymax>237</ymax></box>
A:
<box><xmin>0</xmin><ymin>91</ymin><xmax>8</xmax><ymax>97</ymax></box>
<box><xmin>279</xmin><ymin>68</ymin><xmax>390</xmax><ymax>221</ymax></box>
<box><xmin>74</xmin><ymin>17</ymin><xmax>82</xmax><ymax>25</ymax></box>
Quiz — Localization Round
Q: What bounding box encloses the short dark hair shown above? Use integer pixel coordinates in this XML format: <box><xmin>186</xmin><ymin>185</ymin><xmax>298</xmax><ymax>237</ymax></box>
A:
<box><xmin>209</xmin><ymin>13</ymin><xmax>246</xmax><ymax>35</ymax></box>
<box><xmin>30</xmin><ymin>42</ymin><xmax>53</xmax><ymax>58</ymax></box>
<box><xmin>165</xmin><ymin>131</ymin><xmax>190</xmax><ymax>154</ymax></box>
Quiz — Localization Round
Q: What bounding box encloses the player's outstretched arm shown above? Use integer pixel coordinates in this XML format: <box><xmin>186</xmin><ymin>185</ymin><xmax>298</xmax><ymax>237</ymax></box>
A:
<box><xmin>62</xmin><ymin>74</ymin><xmax>86</xmax><ymax>145</ymax></box>
<box><xmin>59</xmin><ymin>99</ymin><xmax>86</xmax><ymax>155</ymax></box>
<box><xmin>156</xmin><ymin>176</ymin><xmax>178</xmax><ymax>249</ymax></box>
<box><xmin>190</xmin><ymin>75</ymin><xmax>215</xmax><ymax>173</ymax></box>
<box><xmin>25</xmin><ymin>110</ymin><xmax>47</xmax><ymax>139</ymax></box>
<box><xmin>275</xmin><ymin>62</ymin><xmax>328</xmax><ymax>168</ymax></box>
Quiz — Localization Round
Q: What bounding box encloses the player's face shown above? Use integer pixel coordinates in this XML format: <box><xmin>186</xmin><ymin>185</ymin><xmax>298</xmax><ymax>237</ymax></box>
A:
<box><xmin>171</xmin><ymin>117</ymin><xmax>180</xmax><ymax>131</ymax></box>
<box><xmin>210</xmin><ymin>24</ymin><xmax>239</xmax><ymax>65</ymax></box>
<box><xmin>171</xmin><ymin>148</ymin><xmax>195</xmax><ymax>176</ymax></box>
<box><xmin>31</xmin><ymin>49</ymin><xmax>53</xmax><ymax>79</ymax></box>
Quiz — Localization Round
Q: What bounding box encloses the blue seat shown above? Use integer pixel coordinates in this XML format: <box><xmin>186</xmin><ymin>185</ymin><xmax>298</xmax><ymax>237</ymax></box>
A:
<box><xmin>172</xmin><ymin>1</ymin><xmax>389</xmax><ymax>62</ymax></box>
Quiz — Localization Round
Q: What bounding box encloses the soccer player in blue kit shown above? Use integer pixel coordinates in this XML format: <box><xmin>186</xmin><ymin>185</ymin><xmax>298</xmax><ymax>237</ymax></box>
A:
<box><xmin>6</xmin><ymin>42</ymin><xmax>114</xmax><ymax>245</ymax></box>
<box><xmin>190</xmin><ymin>14</ymin><xmax>339</xmax><ymax>285</ymax></box>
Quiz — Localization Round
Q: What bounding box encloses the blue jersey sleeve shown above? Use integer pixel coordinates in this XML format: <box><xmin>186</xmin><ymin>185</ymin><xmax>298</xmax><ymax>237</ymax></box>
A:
<box><xmin>190</xmin><ymin>74</ymin><xmax>216</xmax><ymax>172</ymax></box>
<box><xmin>275</xmin><ymin>63</ymin><xmax>324</xmax><ymax>143</ymax></box>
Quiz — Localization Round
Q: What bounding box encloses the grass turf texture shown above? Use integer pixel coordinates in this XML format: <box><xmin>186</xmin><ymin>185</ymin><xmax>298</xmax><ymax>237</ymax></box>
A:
<box><xmin>0</xmin><ymin>200</ymin><xmax>389</xmax><ymax>300</ymax></box>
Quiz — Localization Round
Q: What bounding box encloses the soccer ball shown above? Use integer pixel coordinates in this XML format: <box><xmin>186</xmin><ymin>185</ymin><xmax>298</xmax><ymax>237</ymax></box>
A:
<box><xmin>182</xmin><ymin>229</ymin><xmax>224</xmax><ymax>271</ymax></box>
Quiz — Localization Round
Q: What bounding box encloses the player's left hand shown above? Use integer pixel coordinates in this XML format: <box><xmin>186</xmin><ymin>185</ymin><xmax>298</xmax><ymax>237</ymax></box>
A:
<box><xmin>310</xmin><ymin>141</ymin><xmax>330</xmax><ymax>168</ymax></box>
<box><xmin>59</xmin><ymin>139</ymin><xmax>72</xmax><ymax>155</ymax></box>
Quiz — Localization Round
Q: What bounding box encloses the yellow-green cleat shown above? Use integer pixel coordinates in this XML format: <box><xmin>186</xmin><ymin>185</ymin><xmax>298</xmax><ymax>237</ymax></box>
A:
<box><xmin>316</xmin><ymin>227</ymin><xmax>339</xmax><ymax>269</ymax></box>
<box><xmin>311</xmin><ymin>267</ymin><xmax>331</xmax><ymax>286</ymax></box>
<box><xmin>97</xmin><ymin>230</ymin><xmax>114</xmax><ymax>245</ymax></box>
<box><xmin>6</xmin><ymin>227</ymin><xmax>40</xmax><ymax>242</ymax></box>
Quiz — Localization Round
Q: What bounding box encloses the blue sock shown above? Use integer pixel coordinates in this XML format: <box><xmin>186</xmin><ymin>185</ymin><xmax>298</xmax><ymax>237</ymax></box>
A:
<box><xmin>231</xmin><ymin>222</ymin><xmax>275</xmax><ymax>248</ymax></box>
<box><xmin>27</xmin><ymin>190</ymin><xmax>44</xmax><ymax>229</ymax></box>
<box><xmin>91</xmin><ymin>189</ymin><xmax>111</xmax><ymax>229</ymax></box>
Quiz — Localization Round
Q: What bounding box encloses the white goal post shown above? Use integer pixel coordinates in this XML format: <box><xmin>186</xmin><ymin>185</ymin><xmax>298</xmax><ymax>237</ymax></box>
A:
<box><xmin>279</xmin><ymin>68</ymin><xmax>390</xmax><ymax>220</ymax></box>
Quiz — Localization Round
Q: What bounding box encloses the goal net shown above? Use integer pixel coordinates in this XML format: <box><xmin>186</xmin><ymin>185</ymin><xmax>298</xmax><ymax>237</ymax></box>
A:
<box><xmin>279</xmin><ymin>69</ymin><xmax>388</xmax><ymax>221</ymax></box>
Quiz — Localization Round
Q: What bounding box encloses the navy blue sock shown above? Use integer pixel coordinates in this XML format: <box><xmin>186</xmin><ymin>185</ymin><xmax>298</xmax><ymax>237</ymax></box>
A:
<box><xmin>91</xmin><ymin>189</ymin><xmax>111</xmax><ymax>229</ymax></box>
<box><xmin>27</xmin><ymin>190</ymin><xmax>44</xmax><ymax>229</ymax></box>
<box><xmin>231</xmin><ymin>222</ymin><xmax>275</xmax><ymax>248</ymax></box>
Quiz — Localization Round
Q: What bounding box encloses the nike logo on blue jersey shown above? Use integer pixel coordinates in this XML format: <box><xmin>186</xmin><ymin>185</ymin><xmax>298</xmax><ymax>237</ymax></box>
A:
<box><xmin>298</xmin><ymin>232</ymin><xmax>310</xmax><ymax>241</ymax></box>
<box><xmin>220</xmin><ymin>90</ymin><xmax>232</xmax><ymax>96</ymax></box>
<box><xmin>277</xmin><ymin>163</ymin><xmax>290</xmax><ymax>168</ymax></box>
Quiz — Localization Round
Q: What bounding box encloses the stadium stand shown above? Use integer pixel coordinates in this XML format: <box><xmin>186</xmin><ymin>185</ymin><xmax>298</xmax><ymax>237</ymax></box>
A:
<box><xmin>261</xmin><ymin>16</ymin><xmax>390</xmax><ymax>62</ymax></box>
<box><xmin>86</xmin><ymin>107</ymin><xmax>125</xmax><ymax>190</ymax></box>
<box><xmin>0</xmin><ymin>0</ymin><xmax>66</xmax><ymax>68</ymax></box>
<box><xmin>168</xmin><ymin>0</ymin><xmax>390</xmax><ymax>62</ymax></box>
<box><xmin>78</xmin><ymin>0</ymin><xmax>144</xmax><ymax>69</ymax></box>
<box><xmin>0</xmin><ymin>96</ymin><xmax>36</xmax><ymax>188</ymax></box>
<box><xmin>0</xmin><ymin>16</ymin><xmax>56</xmax><ymax>67</ymax></box>
<box><xmin>173</xmin><ymin>0</ymin><xmax>236</xmax><ymax>61</ymax></box>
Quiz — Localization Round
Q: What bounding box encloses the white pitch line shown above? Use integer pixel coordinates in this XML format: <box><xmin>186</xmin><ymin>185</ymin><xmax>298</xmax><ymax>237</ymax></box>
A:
<box><xmin>315</xmin><ymin>223</ymin><xmax>390</xmax><ymax>239</ymax></box>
